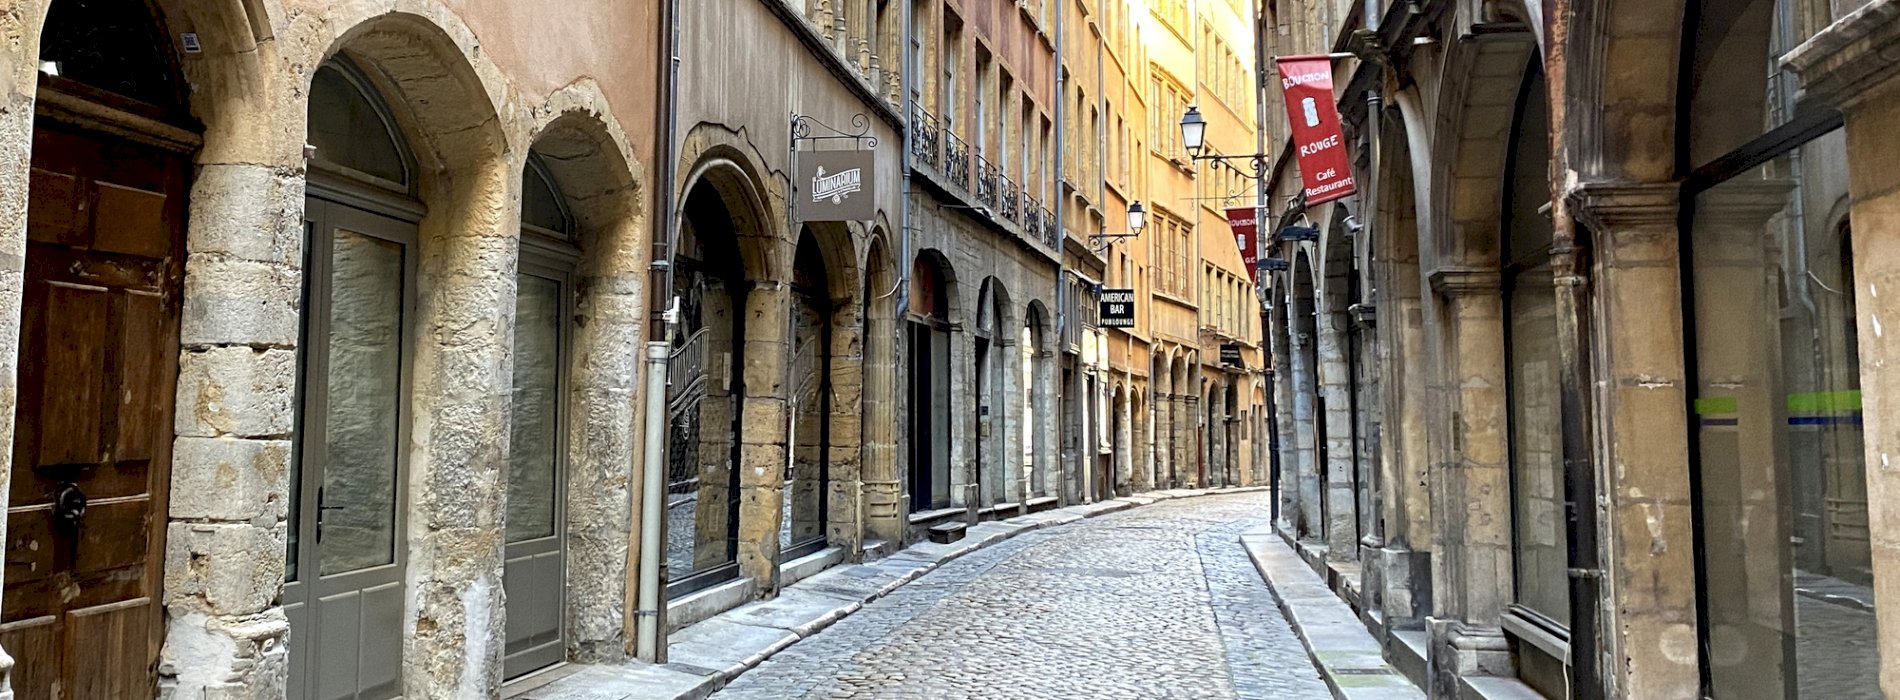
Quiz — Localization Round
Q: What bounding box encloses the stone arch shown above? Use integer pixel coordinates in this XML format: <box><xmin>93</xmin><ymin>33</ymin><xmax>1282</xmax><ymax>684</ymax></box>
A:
<box><xmin>1570</xmin><ymin>0</ymin><xmax>1686</xmax><ymax>181</ymax></box>
<box><xmin>1428</xmin><ymin>30</ymin><xmax>1538</xmax><ymax>270</ymax></box>
<box><xmin>1290</xmin><ymin>248</ymin><xmax>1325</xmax><ymax>540</ymax></box>
<box><xmin>299</xmin><ymin>8</ymin><xmax>520</xmax><ymax>696</ymax></box>
<box><xmin>676</xmin><ymin>125</ymin><xmax>786</xmax><ymax>281</ymax></box>
<box><xmin>973</xmin><ymin>277</ymin><xmax>1017</xmax><ymax>507</ymax></box>
<box><xmin>906</xmin><ymin>249</ymin><xmax>958</xmax><ymax>513</ymax></box>
<box><xmin>1374</xmin><ymin>99</ymin><xmax>1433</xmax><ymax>574</ymax></box>
<box><xmin>520</xmin><ymin>92</ymin><xmax>648</xmax><ymax>664</ymax></box>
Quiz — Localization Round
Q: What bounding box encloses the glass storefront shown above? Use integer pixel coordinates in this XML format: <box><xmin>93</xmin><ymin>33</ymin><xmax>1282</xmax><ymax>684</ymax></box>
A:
<box><xmin>1684</xmin><ymin>0</ymin><xmax>1874</xmax><ymax>695</ymax></box>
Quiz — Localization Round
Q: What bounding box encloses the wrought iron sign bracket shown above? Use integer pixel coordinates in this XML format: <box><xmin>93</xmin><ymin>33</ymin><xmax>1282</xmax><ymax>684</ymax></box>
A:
<box><xmin>791</xmin><ymin>112</ymin><xmax>879</xmax><ymax>149</ymax></box>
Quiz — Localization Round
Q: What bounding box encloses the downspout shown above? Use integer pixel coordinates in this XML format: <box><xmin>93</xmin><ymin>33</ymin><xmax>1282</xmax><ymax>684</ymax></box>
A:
<box><xmin>1544</xmin><ymin>0</ymin><xmax>1602</xmax><ymax>696</ymax></box>
<box><xmin>1052</xmin><ymin>0</ymin><xmax>1068</xmax><ymax>505</ymax></box>
<box><xmin>636</xmin><ymin>0</ymin><xmax>684</xmax><ymax>664</ymax></box>
<box><xmin>1359</xmin><ymin>6</ymin><xmax>1382</xmax><ymax>549</ymax></box>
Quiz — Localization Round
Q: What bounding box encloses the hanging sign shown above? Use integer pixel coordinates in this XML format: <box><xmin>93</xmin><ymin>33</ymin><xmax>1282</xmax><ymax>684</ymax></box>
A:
<box><xmin>1227</xmin><ymin>207</ymin><xmax>1261</xmax><ymax>283</ymax></box>
<box><xmin>1099</xmin><ymin>288</ymin><xmax>1136</xmax><ymax>328</ymax></box>
<box><xmin>796</xmin><ymin>149</ymin><xmax>876</xmax><ymax>222</ymax></box>
<box><xmin>1276</xmin><ymin>56</ymin><xmax>1357</xmax><ymax>205</ymax></box>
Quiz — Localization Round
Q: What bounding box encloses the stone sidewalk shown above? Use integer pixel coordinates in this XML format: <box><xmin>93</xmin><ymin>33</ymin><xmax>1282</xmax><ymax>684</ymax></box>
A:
<box><xmin>508</xmin><ymin>487</ymin><xmax>1269</xmax><ymax>700</ymax></box>
<box><xmin>1238</xmin><ymin>528</ymin><xmax>1425</xmax><ymax>700</ymax></box>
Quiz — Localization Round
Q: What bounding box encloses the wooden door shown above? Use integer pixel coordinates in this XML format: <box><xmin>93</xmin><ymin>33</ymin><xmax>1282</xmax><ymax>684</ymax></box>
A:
<box><xmin>3</xmin><ymin>119</ymin><xmax>186</xmax><ymax>698</ymax></box>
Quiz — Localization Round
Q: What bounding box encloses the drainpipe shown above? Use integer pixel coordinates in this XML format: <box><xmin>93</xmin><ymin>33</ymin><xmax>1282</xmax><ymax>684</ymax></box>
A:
<box><xmin>1254</xmin><ymin>0</ymin><xmax>1276</xmax><ymax>511</ymax></box>
<box><xmin>1051</xmin><ymin>0</ymin><xmax>1068</xmax><ymax>504</ymax></box>
<box><xmin>1542</xmin><ymin>0</ymin><xmax>1601</xmax><ymax>696</ymax></box>
<box><xmin>636</xmin><ymin>0</ymin><xmax>684</xmax><ymax>664</ymax></box>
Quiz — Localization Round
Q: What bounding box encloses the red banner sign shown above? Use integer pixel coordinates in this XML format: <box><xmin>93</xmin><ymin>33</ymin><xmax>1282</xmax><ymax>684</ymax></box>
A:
<box><xmin>1226</xmin><ymin>206</ymin><xmax>1261</xmax><ymax>284</ymax></box>
<box><xmin>1277</xmin><ymin>56</ymin><xmax>1356</xmax><ymax>205</ymax></box>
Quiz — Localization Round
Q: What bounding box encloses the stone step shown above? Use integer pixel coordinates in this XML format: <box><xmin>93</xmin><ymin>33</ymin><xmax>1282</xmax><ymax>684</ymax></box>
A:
<box><xmin>926</xmin><ymin>521</ymin><xmax>967</xmax><ymax>544</ymax></box>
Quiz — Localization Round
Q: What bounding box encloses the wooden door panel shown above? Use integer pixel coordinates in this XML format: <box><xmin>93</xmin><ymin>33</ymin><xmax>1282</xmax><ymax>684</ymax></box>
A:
<box><xmin>3</xmin><ymin>511</ymin><xmax>58</xmax><ymax>592</ymax></box>
<box><xmin>0</xmin><ymin>616</ymin><xmax>59</xmax><ymax>700</ymax></box>
<box><xmin>90</xmin><ymin>182</ymin><xmax>170</xmax><ymax>258</ymax></box>
<box><xmin>35</xmin><ymin>281</ymin><xmax>108</xmax><ymax>469</ymax></box>
<box><xmin>71</xmin><ymin>497</ymin><xmax>149</xmax><ymax>576</ymax></box>
<box><xmin>25</xmin><ymin>169</ymin><xmax>82</xmax><ymax>246</ymax></box>
<box><xmin>113</xmin><ymin>289</ymin><xmax>166</xmax><ymax>463</ymax></box>
<box><xmin>67</xmin><ymin>598</ymin><xmax>153</xmax><ymax>699</ymax></box>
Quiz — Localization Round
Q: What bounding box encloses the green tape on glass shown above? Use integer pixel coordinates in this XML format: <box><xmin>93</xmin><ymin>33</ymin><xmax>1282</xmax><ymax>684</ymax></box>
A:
<box><xmin>1694</xmin><ymin>397</ymin><xmax>1738</xmax><ymax>415</ymax></box>
<box><xmin>1786</xmin><ymin>390</ymin><xmax>1862</xmax><ymax>416</ymax></box>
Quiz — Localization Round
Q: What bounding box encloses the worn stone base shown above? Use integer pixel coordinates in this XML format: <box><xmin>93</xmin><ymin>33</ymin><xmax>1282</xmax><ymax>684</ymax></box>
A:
<box><xmin>1427</xmin><ymin>620</ymin><xmax>1513</xmax><ymax>697</ymax></box>
<box><xmin>1379</xmin><ymin>546</ymin><xmax>1431</xmax><ymax>626</ymax></box>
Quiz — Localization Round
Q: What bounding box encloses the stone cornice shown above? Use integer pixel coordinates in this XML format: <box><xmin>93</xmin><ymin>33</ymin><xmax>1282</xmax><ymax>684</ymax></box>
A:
<box><xmin>1565</xmin><ymin>181</ymin><xmax>1680</xmax><ymax>233</ymax></box>
<box><xmin>1784</xmin><ymin>0</ymin><xmax>1900</xmax><ymax>110</ymax></box>
<box><xmin>1428</xmin><ymin>267</ymin><xmax>1501</xmax><ymax>296</ymax></box>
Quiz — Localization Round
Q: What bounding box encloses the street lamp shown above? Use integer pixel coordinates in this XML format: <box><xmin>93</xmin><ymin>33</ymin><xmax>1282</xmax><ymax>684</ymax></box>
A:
<box><xmin>1180</xmin><ymin>106</ymin><xmax>1208</xmax><ymax>157</ymax></box>
<box><xmin>1090</xmin><ymin>199</ymin><xmax>1147</xmax><ymax>251</ymax></box>
<box><xmin>1179</xmin><ymin>106</ymin><xmax>1267</xmax><ymax>179</ymax></box>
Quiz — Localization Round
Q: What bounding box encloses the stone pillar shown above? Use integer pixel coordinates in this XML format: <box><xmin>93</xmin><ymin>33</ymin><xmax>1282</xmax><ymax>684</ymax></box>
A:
<box><xmin>1132</xmin><ymin>387</ymin><xmax>1153</xmax><ymax>493</ymax></box>
<box><xmin>1155</xmin><ymin>390</ymin><xmax>1172</xmax><ymax>489</ymax></box>
<box><xmin>1289</xmin><ymin>326</ymin><xmax>1323</xmax><ymax>539</ymax></box>
<box><xmin>1033</xmin><ymin>349</ymin><xmax>1058</xmax><ymax>500</ymax></box>
<box><xmin>864</xmin><ymin>311</ymin><xmax>903</xmax><ymax>545</ymax></box>
<box><xmin>738</xmin><ymin>281</ymin><xmax>791</xmax><ymax>588</ymax></box>
<box><xmin>1117</xmin><ymin>384</ymin><xmax>1134</xmax><ymax>494</ymax></box>
<box><xmin>997</xmin><ymin>336</ymin><xmax>1023</xmax><ymax>506</ymax></box>
<box><xmin>1316</xmin><ymin>308</ymin><xmax>1358</xmax><ymax>560</ymax></box>
<box><xmin>1568</xmin><ymin>183</ymin><xmax>1699</xmax><ymax>699</ymax></box>
<box><xmin>1208</xmin><ymin>391</ymin><xmax>1226</xmax><ymax>489</ymax></box>
<box><xmin>1787</xmin><ymin>20</ymin><xmax>1900</xmax><ymax>695</ymax></box>
<box><xmin>403</xmin><ymin>160</ymin><xmax>523</xmax><ymax>697</ymax></box>
<box><xmin>827</xmin><ymin>301</ymin><xmax>866</xmax><ymax>558</ymax></box>
<box><xmin>951</xmin><ymin>325</ymin><xmax>978</xmax><ymax>518</ymax></box>
<box><xmin>1178</xmin><ymin>394</ymin><xmax>1198</xmax><ymax>489</ymax></box>
<box><xmin>1378</xmin><ymin>253</ymin><xmax>1432</xmax><ymax>625</ymax></box>
<box><xmin>164</xmin><ymin>162</ymin><xmax>302</xmax><ymax>699</ymax></box>
<box><xmin>1424</xmin><ymin>268</ymin><xmax>1513</xmax><ymax>689</ymax></box>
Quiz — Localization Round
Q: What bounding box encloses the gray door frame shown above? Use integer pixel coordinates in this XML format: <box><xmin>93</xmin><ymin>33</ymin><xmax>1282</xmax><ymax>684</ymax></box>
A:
<box><xmin>286</xmin><ymin>191</ymin><xmax>419</xmax><ymax>700</ymax></box>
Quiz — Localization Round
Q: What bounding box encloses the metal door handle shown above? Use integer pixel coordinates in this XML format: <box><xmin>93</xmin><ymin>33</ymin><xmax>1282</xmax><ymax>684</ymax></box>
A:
<box><xmin>52</xmin><ymin>482</ymin><xmax>86</xmax><ymax>531</ymax></box>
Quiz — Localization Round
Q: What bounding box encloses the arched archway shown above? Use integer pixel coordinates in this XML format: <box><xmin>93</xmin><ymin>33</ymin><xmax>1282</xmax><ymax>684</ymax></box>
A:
<box><xmin>785</xmin><ymin>222</ymin><xmax>858</xmax><ymax>560</ymax></box>
<box><xmin>907</xmin><ymin>250</ymin><xmax>958</xmax><ymax>513</ymax></box>
<box><xmin>515</xmin><ymin>103</ymin><xmax>648</xmax><ymax>668</ymax></box>
<box><xmin>974</xmin><ymin>277</ymin><xmax>1017</xmax><ymax>509</ymax></box>
<box><xmin>9</xmin><ymin>2</ymin><xmax>199</xmax><ymax>696</ymax></box>
<box><xmin>667</xmin><ymin>156</ymin><xmax>779</xmax><ymax>598</ymax></box>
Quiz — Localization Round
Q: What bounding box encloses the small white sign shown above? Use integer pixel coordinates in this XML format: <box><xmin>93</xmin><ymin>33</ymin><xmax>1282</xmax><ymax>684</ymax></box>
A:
<box><xmin>181</xmin><ymin>33</ymin><xmax>202</xmax><ymax>54</ymax></box>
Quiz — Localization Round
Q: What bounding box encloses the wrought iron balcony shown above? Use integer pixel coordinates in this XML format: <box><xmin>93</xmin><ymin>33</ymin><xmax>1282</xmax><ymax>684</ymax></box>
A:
<box><xmin>1023</xmin><ymin>195</ymin><xmax>1042</xmax><ymax>238</ymax></box>
<box><xmin>1040</xmin><ymin>206</ymin><xmax>1058</xmax><ymax>248</ymax></box>
<box><xmin>943</xmin><ymin>131</ymin><xmax>971</xmax><ymax>191</ymax></box>
<box><xmin>974</xmin><ymin>155</ymin><xmax>998</xmax><ymax>209</ymax></box>
<box><xmin>909</xmin><ymin>101</ymin><xmax>939</xmax><ymax>170</ymax></box>
<box><xmin>999</xmin><ymin>175</ymin><xmax>1020</xmax><ymax>222</ymax></box>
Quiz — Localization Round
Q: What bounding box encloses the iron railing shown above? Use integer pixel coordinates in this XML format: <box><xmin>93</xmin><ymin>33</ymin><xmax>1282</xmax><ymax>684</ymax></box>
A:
<box><xmin>974</xmin><ymin>155</ymin><xmax>998</xmax><ymax>209</ymax></box>
<box><xmin>1040</xmin><ymin>206</ymin><xmax>1058</xmax><ymax>248</ymax></box>
<box><xmin>909</xmin><ymin>101</ymin><xmax>939</xmax><ymax>170</ymax></box>
<box><xmin>944</xmin><ymin>130</ymin><xmax>971</xmax><ymax>190</ymax></box>
<box><xmin>999</xmin><ymin>175</ymin><xmax>1020</xmax><ymax>222</ymax></box>
<box><xmin>1023</xmin><ymin>195</ymin><xmax>1042</xmax><ymax>238</ymax></box>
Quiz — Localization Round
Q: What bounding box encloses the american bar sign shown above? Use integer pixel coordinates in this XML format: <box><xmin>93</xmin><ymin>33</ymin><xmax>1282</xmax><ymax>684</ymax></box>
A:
<box><xmin>796</xmin><ymin>149</ymin><xmax>876</xmax><ymax>222</ymax></box>
<box><xmin>1099</xmin><ymin>288</ymin><xmax>1136</xmax><ymax>328</ymax></box>
<box><xmin>1276</xmin><ymin>56</ymin><xmax>1356</xmax><ymax>205</ymax></box>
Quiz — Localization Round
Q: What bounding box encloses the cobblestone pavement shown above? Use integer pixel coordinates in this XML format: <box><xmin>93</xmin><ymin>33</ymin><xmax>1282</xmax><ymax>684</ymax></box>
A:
<box><xmin>710</xmin><ymin>492</ymin><xmax>1330</xmax><ymax>699</ymax></box>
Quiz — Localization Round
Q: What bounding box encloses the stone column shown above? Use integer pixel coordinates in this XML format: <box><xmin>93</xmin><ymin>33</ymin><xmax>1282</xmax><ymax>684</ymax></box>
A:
<box><xmin>826</xmin><ymin>301</ymin><xmax>866</xmax><ymax>558</ymax></box>
<box><xmin>738</xmin><ymin>281</ymin><xmax>791</xmax><ymax>588</ymax></box>
<box><xmin>1117</xmin><ymin>384</ymin><xmax>1133</xmax><ymax>494</ymax></box>
<box><xmin>950</xmin><ymin>324</ymin><xmax>978</xmax><ymax>519</ymax></box>
<box><xmin>1787</xmin><ymin>20</ymin><xmax>1900</xmax><ymax>695</ymax></box>
<box><xmin>1033</xmin><ymin>348</ymin><xmax>1058</xmax><ymax>499</ymax></box>
<box><xmin>1316</xmin><ymin>308</ymin><xmax>1358</xmax><ymax>560</ymax></box>
<box><xmin>1178</xmin><ymin>394</ymin><xmax>1198</xmax><ymax>489</ymax></box>
<box><xmin>403</xmin><ymin>159</ymin><xmax>523</xmax><ymax>697</ymax></box>
<box><xmin>1378</xmin><ymin>254</ymin><xmax>1432</xmax><ymax>625</ymax></box>
<box><xmin>997</xmin><ymin>335</ymin><xmax>1023</xmax><ymax>506</ymax></box>
<box><xmin>1289</xmin><ymin>327</ymin><xmax>1323</xmax><ymax>539</ymax></box>
<box><xmin>1132</xmin><ymin>386</ymin><xmax>1153</xmax><ymax>493</ymax></box>
<box><xmin>1568</xmin><ymin>183</ymin><xmax>1699</xmax><ymax>699</ymax></box>
<box><xmin>1424</xmin><ymin>268</ymin><xmax>1512</xmax><ymax>690</ymax></box>
<box><xmin>1155</xmin><ymin>390</ymin><xmax>1173</xmax><ymax>489</ymax></box>
<box><xmin>165</xmin><ymin>162</ymin><xmax>302</xmax><ymax>698</ymax></box>
<box><xmin>1208</xmin><ymin>391</ymin><xmax>1226</xmax><ymax>489</ymax></box>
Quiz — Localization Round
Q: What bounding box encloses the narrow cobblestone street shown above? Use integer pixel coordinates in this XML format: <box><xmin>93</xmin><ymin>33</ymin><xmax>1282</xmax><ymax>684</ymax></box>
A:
<box><xmin>709</xmin><ymin>492</ymin><xmax>1328</xmax><ymax>699</ymax></box>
